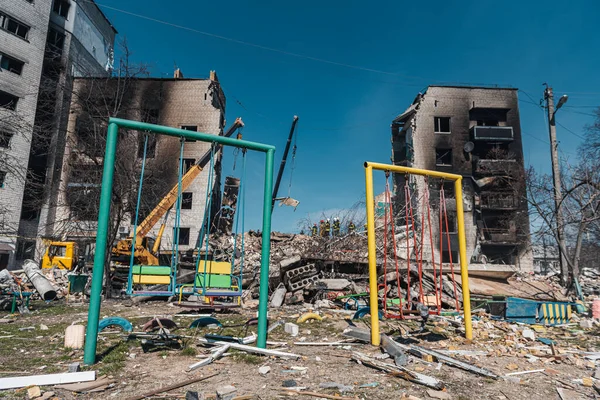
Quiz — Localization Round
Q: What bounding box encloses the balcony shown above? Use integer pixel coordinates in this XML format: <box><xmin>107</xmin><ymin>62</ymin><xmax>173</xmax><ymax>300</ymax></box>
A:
<box><xmin>471</xmin><ymin>126</ymin><xmax>514</xmax><ymax>141</ymax></box>
<box><xmin>480</xmin><ymin>227</ymin><xmax>518</xmax><ymax>244</ymax></box>
<box><xmin>475</xmin><ymin>159</ymin><xmax>519</xmax><ymax>176</ymax></box>
<box><xmin>479</xmin><ymin>192</ymin><xmax>519</xmax><ymax>210</ymax></box>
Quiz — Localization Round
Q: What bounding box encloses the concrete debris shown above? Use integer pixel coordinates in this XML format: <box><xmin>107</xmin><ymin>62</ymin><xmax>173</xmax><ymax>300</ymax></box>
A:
<box><xmin>284</xmin><ymin>322</ymin><xmax>299</xmax><ymax>337</ymax></box>
<box><xmin>258</xmin><ymin>366</ymin><xmax>271</xmax><ymax>375</ymax></box>
<box><xmin>216</xmin><ymin>385</ymin><xmax>237</xmax><ymax>400</ymax></box>
<box><xmin>27</xmin><ymin>386</ymin><xmax>41</xmax><ymax>399</ymax></box>
<box><xmin>426</xmin><ymin>389</ymin><xmax>451</xmax><ymax>399</ymax></box>
<box><xmin>319</xmin><ymin>381</ymin><xmax>354</xmax><ymax>393</ymax></box>
<box><xmin>269</xmin><ymin>283</ymin><xmax>287</xmax><ymax>308</ymax></box>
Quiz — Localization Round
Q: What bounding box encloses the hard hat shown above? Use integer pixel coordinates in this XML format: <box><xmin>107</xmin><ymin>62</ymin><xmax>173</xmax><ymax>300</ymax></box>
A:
<box><xmin>327</xmin><ymin>218</ymin><xmax>330</xmax><ymax>222</ymax></box>
<box><xmin>320</xmin><ymin>220</ymin><xmax>324</xmax><ymax>222</ymax></box>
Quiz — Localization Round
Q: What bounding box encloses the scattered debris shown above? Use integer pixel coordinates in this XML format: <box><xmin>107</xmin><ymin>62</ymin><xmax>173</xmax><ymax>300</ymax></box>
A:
<box><xmin>124</xmin><ymin>372</ymin><xmax>218</xmax><ymax>400</ymax></box>
<box><xmin>297</xmin><ymin>312</ymin><xmax>323</xmax><ymax>323</ymax></box>
<box><xmin>426</xmin><ymin>389</ymin><xmax>451</xmax><ymax>400</ymax></box>
<box><xmin>27</xmin><ymin>386</ymin><xmax>41</xmax><ymax>399</ymax></box>
<box><xmin>216</xmin><ymin>385</ymin><xmax>237</xmax><ymax>400</ymax></box>
<box><xmin>258</xmin><ymin>366</ymin><xmax>271</xmax><ymax>375</ymax></box>
<box><xmin>284</xmin><ymin>322</ymin><xmax>299</xmax><ymax>337</ymax></box>
<box><xmin>187</xmin><ymin>344</ymin><xmax>230</xmax><ymax>371</ymax></box>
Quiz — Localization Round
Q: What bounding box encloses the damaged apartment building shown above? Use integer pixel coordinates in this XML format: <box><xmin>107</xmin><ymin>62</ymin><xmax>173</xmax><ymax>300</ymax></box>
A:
<box><xmin>42</xmin><ymin>71</ymin><xmax>226</xmax><ymax>261</ymax></box>
<box><xmin>391</xmin><ymin>85</ymin><xmax>533</xmax><ymax>272</ymax></box>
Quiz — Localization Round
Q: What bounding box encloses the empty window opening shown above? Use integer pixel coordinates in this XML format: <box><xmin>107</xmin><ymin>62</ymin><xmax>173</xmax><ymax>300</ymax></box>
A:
<box><xmin>442</xmin><ymin>250</ymin><xmax>458</xmax><ymax>263</ymax></box>
<box><xmin>183</xmin><ymin>158</ymin><xmax>195</xmax><ymax>173</ymax></box>
<box><xmin>0</xmin><ymin>12</ymin><xmax>30</xmax><ymax>39</ymax></box>
<box><xmin>181</xmin><ymin>192</ymin><xmax>193</xmax><ymax>209</ymax></box>
<box><xmin>52</xmin><ymin>0</ymin><xmax>71</xmax><ymax>18</ymax></box>
<box><xmin>16</xmin><ymin>239</ymin><xmax>35</xmax><ymax>260</ymax></box>
<box><xmin>0</xmin><ymin>90</ymin><xmax>18</xmax><ymax>110</ymax></box>
<box><xmin>477</xmin><ymin>119</ymin><xmax>499</xmax><ymax>126</ymax></box>
<box><xmin>0</xmin><ymin>131</ymin><xmax>13</xmax><ymax>148</ymax></box>
<box><xmin>182</xmin><ymin>125</ymin><xmax>197</xmax><ymax>142</ymax></box>
<box><xmin>138</xmin><ymin>133</ymin><xmax>156</xmax><ymax>158</ymax></box>
<box><xmin>434</xmin><ymin>117</ymin><xmax>451</xmax><ymax>133</ymax></box>
<box><xmin>178</xmin><ymin>227</ymin><xmax>190</xmax><ymax>245</ymax></box>
<box><xmin>0</xmin><ymin>170</ymin><xmax>6</xmax><ymax>188</ymax></box>
<box><xmin>142</xmin><ymin>108</ymin><xmax>159</xmax><ymax>125</ymax></box>
<box><xmin>441</xmin><ymin>212</ymin><xmax>457</xmax><ymax>233</ymax></box>
<box><xmin>435</xmin><ymin>148</ymin><xmax>452</xmax><ymax>167</ymax></box>
<box><xmin>0</xmin><ymin>53</ymin><xmax>24</xmax><ymax>75</ymax></box>
<box><xmin>47</xmin><ymin>28</ymin><xmax>65</xmax><ymax>56</ymax></box>
<box><xmin>441</xmin><ymin>181</ymin><xmax>455</xmax><ymax>198</ymax></box>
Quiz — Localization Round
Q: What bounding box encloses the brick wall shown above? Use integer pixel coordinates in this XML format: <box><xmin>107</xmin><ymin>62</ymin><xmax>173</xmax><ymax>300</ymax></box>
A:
<box><xmin>0</xmin><ymin>0</ymin><xmax>52</xmax><ymax>268</ymax></box>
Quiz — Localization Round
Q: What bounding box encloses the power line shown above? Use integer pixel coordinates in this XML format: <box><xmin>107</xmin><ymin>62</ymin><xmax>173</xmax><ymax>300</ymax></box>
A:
<box><xmin>88</xmin><ymin>1</ymin><xmax>427</xmax><ymax>81</ymax></box>
<box><xmin>556</xmin><ymin>121</ymin><xmax>586</xmax><ymax>140</ymax></box>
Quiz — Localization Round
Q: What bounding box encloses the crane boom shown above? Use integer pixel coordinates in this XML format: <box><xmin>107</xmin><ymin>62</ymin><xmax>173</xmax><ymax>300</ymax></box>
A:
<box><xmin>134</xmin><ymin>117</ymin><xmax>244</xmax><ymax>238</ymax></box>
<box><xmin>271</xmin><ymin>115</ymin><xmax>299</xmax><ymax>211</ymax></box>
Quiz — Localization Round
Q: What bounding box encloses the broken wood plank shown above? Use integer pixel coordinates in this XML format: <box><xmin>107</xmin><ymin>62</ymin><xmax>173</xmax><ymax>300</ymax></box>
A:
<box><xmin>280</xmin><ymin>388</ymin><xmax>358</xmax><ymax>399</ymax></box>
<box><xmin>187</xmin><ymin>344</ymin><xmax>230</xmax><ymax>371</ymax></box>
<box><xmin>392</xmin><ymin>339</ymin><xmax>499</xmax><ymax>380</ymax></box>
<box><xmin>0</xmin><ymin>371</ymin><xmax>96</xmax><ymax>390</ymax></box>
<box><xmin>505</xmin><ymin>369</ymin><xmax>545</xmax><ymax>377</ymax></box>
<box><xmin>351</xmin><ymin>351</ymin><xmax>444</xmax><ymax>390</ymax></box>
<box><xmin>125</xmin><ymin>372</ymin><xmax>218</xmax><ymax>400</ymax></box>
<box><xmin>55</xmin><ymin>375</ymin><xmax>114</xmax><ymax>392</ymax></box>
<box><xmin>197</xmin><ymin>339</ymin><xmax>300</xmax><ymax>359</ymax></box>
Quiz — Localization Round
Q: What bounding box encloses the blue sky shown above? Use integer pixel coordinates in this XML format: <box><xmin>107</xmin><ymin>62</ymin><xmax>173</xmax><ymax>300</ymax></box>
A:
<box><xmin>97</xmin><ymin>0</ymin><xmax>600</xmax><ymax>233</ymax></box>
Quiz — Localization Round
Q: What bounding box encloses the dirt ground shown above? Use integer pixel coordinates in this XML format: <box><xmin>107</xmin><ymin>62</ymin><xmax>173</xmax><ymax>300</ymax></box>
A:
<box><xmin>0</xmin><ymin>299</ymin><xmax>599</xmax><ymax>400</ymax></box>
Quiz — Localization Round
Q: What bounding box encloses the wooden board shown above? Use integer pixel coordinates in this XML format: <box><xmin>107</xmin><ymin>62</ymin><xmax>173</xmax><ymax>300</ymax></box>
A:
<box><xmin>131</xmin><ymin>274</ymin><xmax>171</xmax><ymax>285</ymax></box>
<box><xmin>0</xmin><ymin>371</ymin><xmax>95</xmax><ymax>390</ymax></box>
<box><xmin>195</xmin><ymin>274</ymin><xmax>232</xmax><ymax>289</ymax></box>
<box><xmin>131</xmin><ymin>265</ymin><xmax>171</xmax><ymax>275</ymax></box>
<box><xmin>197</xmin><ymin>261</ymin><xmax>232</xmax><ymax>275</ymax></box>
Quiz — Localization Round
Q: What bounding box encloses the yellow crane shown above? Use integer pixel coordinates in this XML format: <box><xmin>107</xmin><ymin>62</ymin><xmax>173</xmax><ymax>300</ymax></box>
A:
<box><xmin>111</xmin><ymin>118</ymin><xmax>244</xmax><ymax>266</ymax></box>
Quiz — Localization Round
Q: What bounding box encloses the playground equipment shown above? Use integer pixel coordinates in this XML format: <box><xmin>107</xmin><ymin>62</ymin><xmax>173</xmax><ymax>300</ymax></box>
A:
<box><xmin>84</xmin><ymin>117</ymin><xmax>275</xmax><ymax>364</ymax></box>
<box><xmin>363</xmin><ymin>162</ymin><xmax>473</xmax><ymax>345</ymax></box>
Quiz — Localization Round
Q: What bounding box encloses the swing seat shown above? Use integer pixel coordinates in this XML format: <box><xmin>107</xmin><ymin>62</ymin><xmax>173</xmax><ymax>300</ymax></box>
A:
<box><xmin>195</xmin><ymin>261</ymin><xmax>241</xmax><ymax>296</ymax></box>
<box><xmin>131</xmin><ymin>265</ymin><xmax>172</xmax><ymax>285</ymax></box>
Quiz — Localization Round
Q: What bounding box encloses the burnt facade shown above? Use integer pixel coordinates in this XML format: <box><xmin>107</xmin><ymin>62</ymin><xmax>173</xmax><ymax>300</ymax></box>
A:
<box><xmin>391</xmin><ymin>85</ymin><xmax>532</xmax><ymax>271</ymax></box>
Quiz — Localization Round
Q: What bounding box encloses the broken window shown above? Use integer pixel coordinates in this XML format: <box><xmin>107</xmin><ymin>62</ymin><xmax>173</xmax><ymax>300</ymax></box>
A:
<box><xmin>16</xmin><ymin>239</ymin><xmax>35</xmax><ymax>260</ymax></box>
<box><xmin>0</xmin><ymin>53</ymin><xmax>24</xmax><ymax>75</ymax></box>
<box><xmin>181</xmin><ymin>192</ymin><xmax>193</xmax><ymax>210</ymax></box>
<box><xmin>142</xmin><ymin>108</ymin><xmax>159</xmax><ymax>125</ymax></box>
<box><xmin>75</xmin><ymin>114</ymin><xmax>105</xmax><ymax>157</ymax></box>
<box><xmin>439</xmin><ymin>181</ymin><xmax>455</xmax><ymax>198</ymax></box>
<box><xmin>47</xmin><ymin>28</ymin><xmax>65</xmax><ymax>57</ymax></box>
<box><xmin>434</xmin><ymin>117</ymin><xmax>451</xmax><ymax>133</ymax></box>
<box><xmin>0</xmin><ymin>12</ymin><xmax>30</xmax><ymax>40</ymax></box>
<box><xmin>0</xmin><ymin>90</ymin><xmax>18</xmax><ymax>110</ymax></box>
<box><xmin>52</xmin><ymin>0</ymin><xmax>71</xmax><ymax>18</ymax></box>
<box><xmin>435</xmin><ymin>148</ymin><xmax>452</xmax><ymax>167</ymax></box>
<box><xmin>0</xmin><ymin>170</ymin><xmax>6</xmax><ymax>188</ymax></box>
<box><xmin>183</xmin><ymin>158</ymin><xmax>195</xmax><ymax>174</ymax></box>
<box><xmin>0</xmin><ymin>130</ymin><xmax>13</xmax><ymax>148</ymax></box>
<box><xmin>177</xmin><ymin>227</ymin><xmax>190</xmax><ymax>245</ymax></box>
<box><xmin>181</xmin><ymin>125</ymin><xmax>198</xmax><ymax>142</ymax></box>
<box><xmin>137</xmin><ymin>132</ymin><xmax>156</xmax><ymax>159</ymax></box>
<box><xmin>442</xmin><ymin>250</ymin><xmax>458</xmax><ymax>263</ymax></box>
<box><xmin>441</xmin><ymin>212</ymin><xmax>457</xmax><ymax>233</ymax></box>
<box><xmin>68</xmin><ymin>185</ymin><xmax>100</xmax><ymax>220</ymax></box>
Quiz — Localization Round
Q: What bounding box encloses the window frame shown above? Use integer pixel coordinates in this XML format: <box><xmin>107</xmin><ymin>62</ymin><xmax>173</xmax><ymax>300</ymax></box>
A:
<box><xmin>177</xmin><ymin>227</ymin><xmax>191</xmax><ymax>246</ymax></box>
<box><xmin>0</xmin><ymin>130</ymin><xmax>13</xmax><ymax>148</ymax></box>
<box><xmin>181</xmin><ymin>192</ymin><xmax>193</xmax><ymax>210</ymax></box>
<box><xmin>435</xmin><ymin>148</ymin><xmax>453</xmax><ymax>167</ymax></box>
<box><xmin>434</xmin><ymin>116</ymin><xmax>451</xmax><ymax>134</ymax></box>
<box><xmin>0</xmin><ymin>12</ymin><xmax>30</xmax><ymax>40</ymax></box>
<box><xmin>0</xmin><ymin>52</ymin><xmax>24</xmax><ymax>75</ymax></box>
<box><xmin>52</xmin><ymin>0</ymin><xmax>71</xmax><ymax>19</ymax></box>
<box><xmin>0</xmin><ymin>90</ymin><xmax>19</xmax><ymax>111</ymax></box>
<box><xmin>181</xmin><ymin>125</ymin><xmax>198</xmax><ymax>142</ymax></box>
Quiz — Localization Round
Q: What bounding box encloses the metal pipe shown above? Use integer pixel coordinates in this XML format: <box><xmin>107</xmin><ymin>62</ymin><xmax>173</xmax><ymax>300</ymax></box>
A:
<box><xmin>23</xmin><ymin>260</ymin><xmax>57</xmax><ymax>301</ymax></box>
<box><xmin>272</xmin><ymin>115</ymin><xmax>299</xmax><ymax>211</ymax></box>
<box><xmin>257</xmin><ymin>148</ymin><xmax>275</xmax><ymax>348</ymax></box>
<box><xmin>454</xmin><ymin>177</ymin><xmax>473</xmax><ymax>340</ymax></box>
<box><xmin>84</xmin><ymin>122</ymin><xmax>119</xmax><ymax>365</ymax></box>
<box><xmin>363</xmin><ymin>162</ymin><xmax>473</xmax><ymax>342</ymax></box>
<box><xmin>364</xmin><ymin>164</ymin><xmax>380</xmax><ymax>346</ymax></box>
<box><xmin>108</xmin><ymin>118</ymin><xmax>273</xmax><ymax>153</ymax></box>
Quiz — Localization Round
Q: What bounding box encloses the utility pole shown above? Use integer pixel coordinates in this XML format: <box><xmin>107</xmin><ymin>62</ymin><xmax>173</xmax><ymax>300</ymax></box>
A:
<box><xmin>544</xmin><ymin>85</ymin><xmax>570</xmax><ymax>286</ymax></box>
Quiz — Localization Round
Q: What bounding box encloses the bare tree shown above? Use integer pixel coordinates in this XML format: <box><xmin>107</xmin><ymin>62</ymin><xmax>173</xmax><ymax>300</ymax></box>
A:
<box><xmin>526</xmin><ymin>107</ymin><xmax>600</xmax><ymax>286</ymax></box>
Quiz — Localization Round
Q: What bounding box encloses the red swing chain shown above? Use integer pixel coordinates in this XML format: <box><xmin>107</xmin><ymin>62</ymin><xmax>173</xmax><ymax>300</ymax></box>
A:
<box><xmin>440</xmin><ymin>184</ymin><xmax>461</xmax><ymax>311</ymax></box>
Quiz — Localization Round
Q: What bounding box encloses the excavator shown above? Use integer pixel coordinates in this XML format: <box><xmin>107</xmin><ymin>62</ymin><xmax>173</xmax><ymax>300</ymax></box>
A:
<box><xmin>111</xmin><ymin>117</ymin><xmax>244</xmax><ymax>266</ymax></box>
